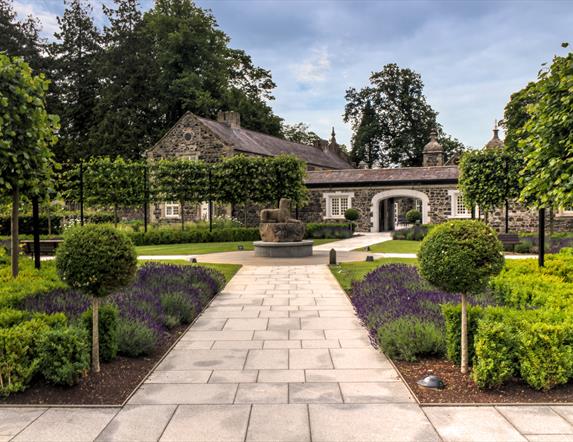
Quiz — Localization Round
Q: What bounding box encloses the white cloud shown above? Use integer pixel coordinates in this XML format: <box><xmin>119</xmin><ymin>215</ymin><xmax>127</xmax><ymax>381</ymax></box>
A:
<box><xmin>13</xmin><ymin>0</ymin><xmax>60</xmax><ymax>37</ymax></box>
<box><xmin>291</xmin><ymin>46</ymin><xmax>331</xmax><ymax>83</ymax></box>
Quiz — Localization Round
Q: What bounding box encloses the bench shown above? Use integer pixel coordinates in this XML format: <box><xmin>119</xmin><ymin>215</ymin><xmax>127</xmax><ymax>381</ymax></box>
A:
<box><xmin>498</xmin><ymin>233</ymin><xmax>520</xmax><ymax>251</ymax></box>
<box><xmin>21</xmin><ymin>239</ymin><xmax>63</xmax><ymax>256</ymax></box>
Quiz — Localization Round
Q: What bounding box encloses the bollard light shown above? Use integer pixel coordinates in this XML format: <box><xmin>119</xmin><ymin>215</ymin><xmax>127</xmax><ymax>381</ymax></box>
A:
<box><xmin>329</xmin><ymin>248</ymin><xmax>337</xmax><ymax>265</ymax></box>
<box><xmin>416</xmin><ymin>375</ymin><xmax>444</xmax><ymax>390</ymax></box>
<box><xmin>189</xmin><ymin>257</ymin><xmax>197</xmax><ymax>263</ymax></box>
<box><xmin>366</xmin><ymin>255</ymin><xmax>374</xmax><ymax>262</ymax></box>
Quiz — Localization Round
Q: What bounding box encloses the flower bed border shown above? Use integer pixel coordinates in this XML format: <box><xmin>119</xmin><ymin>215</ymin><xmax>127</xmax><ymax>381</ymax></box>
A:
<box><xmin>0</xmin><ymin>278</ymin><xmax>226</xmax><ymax>408</ymax></box>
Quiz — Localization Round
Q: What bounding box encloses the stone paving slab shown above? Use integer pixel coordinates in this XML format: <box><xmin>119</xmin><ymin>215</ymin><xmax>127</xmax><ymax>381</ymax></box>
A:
<box><xmin>12</xmin><ymin>408</ymin><xmax>119</xmax><ymax>442</ymax></box>
<box><xmin>4</xmin><ymin>265</ymin><xmax>572</xmax><ymax>441</ymax></box>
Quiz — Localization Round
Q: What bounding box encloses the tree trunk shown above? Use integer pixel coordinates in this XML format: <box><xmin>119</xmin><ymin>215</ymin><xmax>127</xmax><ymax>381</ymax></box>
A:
<box><xmin>32</xmin><ymin>196</ymin><xmax>41</xmax><ymax>270</ymax></box>
<box><xmin>114</xmin><ymin>204</ymin><xmax>118</xmax><ymax>228</ymax></box>
<box><xmin>47</xmin><ymin>202</ymin><xmax>52</xmax><ymax>236</ymax></box>
<box><xmin>460</xmin><ymin>293</ymin><xmax>468</xmax><ymax>374</ymax></box>
<box><xmin>484</xmin><ymin>211</ymin><xmax>489</xmax><ymax>224</ymax></box>
<box><xmin>244</xmin><ymin>201</ymin><xmax>248</xmax><ymax>227</ymax></box>
<box><xmin>92</xmin><ymin>297</ymin><xmax>100</xmax><ymax>373</ymax></box>
<box><xmin>11</xmin><ymin>187</ymin><xmax>19</xmax><ymax>278</ymax></box>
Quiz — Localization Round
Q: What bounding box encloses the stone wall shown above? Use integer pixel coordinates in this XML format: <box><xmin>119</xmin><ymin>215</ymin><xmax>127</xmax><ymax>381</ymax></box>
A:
<box><xmin>487</xmin><ymin>202</ymin><xmax>573</xmax><ymax>233</ymax></box>
<box><xmin>147</xmin><ymin>113</ymin><xmax>234</xmax><ymax>163</ymax></box>
<box><xmin>305</xmin><ymin>186</ymin><xmax>573</xmax><ymax>233</ymax></box>
<box><xmin>305</xmin><ymin>184</ymin><xmax>462</xmax><ymax>232</ymax></box>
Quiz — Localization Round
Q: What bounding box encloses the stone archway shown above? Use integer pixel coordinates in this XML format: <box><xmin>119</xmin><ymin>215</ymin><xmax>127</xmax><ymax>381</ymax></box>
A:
<box><xmin>370</xmin><ymin>189</ymin><xmax>430</xmax><ymax>232</ymax></box>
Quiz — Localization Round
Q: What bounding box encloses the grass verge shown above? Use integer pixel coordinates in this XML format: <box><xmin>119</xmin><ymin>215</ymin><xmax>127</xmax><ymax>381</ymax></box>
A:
<box><xmin>136</xmin><ymin>238</ymin><xmax>339</xmax><ymax>256</ymax></box>
<box><xmin>357</xmin><ymin>240</ymin><xmax>421</xmax><ymax>254</ymax></box>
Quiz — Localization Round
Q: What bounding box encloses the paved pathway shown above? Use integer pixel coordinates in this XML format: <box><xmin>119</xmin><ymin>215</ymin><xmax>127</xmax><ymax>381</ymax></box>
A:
<box><xmin>2</xmin><ymin>265</ymin><xmax>572</xmax><ymax>441</ymax></box>
<box><xmin>313</xmin><ymin>232</ymin><xmax>391</xmax><ymax>252</ymax></box>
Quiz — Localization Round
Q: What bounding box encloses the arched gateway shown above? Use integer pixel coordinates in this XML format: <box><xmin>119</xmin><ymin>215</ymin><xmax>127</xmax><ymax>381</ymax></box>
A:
<box><xmin>370</xmin><ymin>189</ymin><xmax>430</xmax><ymax>232</ymax></box>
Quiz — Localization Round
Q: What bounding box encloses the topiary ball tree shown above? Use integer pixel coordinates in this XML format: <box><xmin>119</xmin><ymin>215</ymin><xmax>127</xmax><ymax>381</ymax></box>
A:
<box><xmin>56</xmin><ymin>225</ymin><xmax>137</xmax><ymax>372</ymax></box>
<box><xmin>418</xmin><ymin>220</ymin><xmax>504</xmax><ymax>374</ymax></box>
<box><xmin>406</xmin><ymin>209</ymin><xmax>422</xmax><ymax>225</ymax></box>
<box><xmin>344</xmin><ymin>208</ymin><xmax>360</xmax><ymax>222</ymax></box>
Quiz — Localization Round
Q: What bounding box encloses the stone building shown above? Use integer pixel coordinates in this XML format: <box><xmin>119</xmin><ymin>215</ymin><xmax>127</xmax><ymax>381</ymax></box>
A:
<box><xmin>146</xmin><ymin>111</ymin><xmax>352</xmax><ymax>223</ymax></box>
<box><xmin>147</xmin><ymin>112</ymin><xmax>573</xmax><ymax>232</ymax></box>
<box><xmin>302</xmin><ymin>127</ymin><xmax>573</xmax><ymax>232</ymax></box>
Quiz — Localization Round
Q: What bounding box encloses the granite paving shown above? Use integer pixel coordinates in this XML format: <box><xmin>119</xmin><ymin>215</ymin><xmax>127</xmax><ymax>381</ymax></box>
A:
<box><xmin>2</xmin><ymin>265</ymin><xmax>569</xmax><ymax>441</ymax></box>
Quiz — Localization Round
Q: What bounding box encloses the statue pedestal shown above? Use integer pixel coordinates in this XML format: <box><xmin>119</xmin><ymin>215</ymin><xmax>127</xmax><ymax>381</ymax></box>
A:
<box><xmin>254</xmin><ymin>240</ymin><xmax>313</xmax><ymax>258</ymax></box>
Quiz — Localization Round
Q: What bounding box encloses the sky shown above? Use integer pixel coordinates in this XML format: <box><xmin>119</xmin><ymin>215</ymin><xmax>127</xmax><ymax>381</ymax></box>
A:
<box><xmin>14</xmin><ymin>0</ymin><xmax>573</xmax><ymax>149</ymax></box>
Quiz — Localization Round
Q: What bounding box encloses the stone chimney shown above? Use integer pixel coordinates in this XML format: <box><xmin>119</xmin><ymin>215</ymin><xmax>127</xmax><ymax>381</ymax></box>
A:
<box><xmin>422</xmin><ymin>129</ymin><xmax>444</xmax><ymax>167</ymax></box>
<box><xmin>217</xmin><ymin>111</ymin><xmax>241</xmax><ymax>129</ymax></box>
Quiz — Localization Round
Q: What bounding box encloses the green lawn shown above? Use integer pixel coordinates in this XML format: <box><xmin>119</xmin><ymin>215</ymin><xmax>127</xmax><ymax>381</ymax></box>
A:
<box><xmin>330</xmin><ymin>257</ymin><xmax>418</xmax><ymax>292</ymax></box>
<box><xmin>136</xmin><ymin>238</ymin><xmax>339</xmax><ymax>256</ymax></box>
<box><xmin>139</xmin><ymin>259</ymin><xmax>241</xmax><ymax>283</ymax></box>
<box><xmin>357</xmin><ymin>240</ymin><xmax>421</xmax><ymax>254</ymax></box>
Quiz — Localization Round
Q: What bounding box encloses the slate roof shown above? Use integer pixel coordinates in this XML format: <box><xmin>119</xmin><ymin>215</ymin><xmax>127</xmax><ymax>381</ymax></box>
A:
<box><xmin>197</xmin><ymin>116</ymin><xmax>352</xmax><ymax>170</ymax></box>
<box><xmin>305</xmin><ymin>166</ymin><xmax>459</xmax><ymax>187</ymax></box>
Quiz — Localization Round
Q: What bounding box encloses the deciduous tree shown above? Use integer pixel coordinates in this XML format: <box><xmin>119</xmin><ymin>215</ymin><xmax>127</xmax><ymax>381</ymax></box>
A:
<box><xmin>0</xmin><ymin>54</ymin><xmax>59</xmax><ymax>277</ymax></box>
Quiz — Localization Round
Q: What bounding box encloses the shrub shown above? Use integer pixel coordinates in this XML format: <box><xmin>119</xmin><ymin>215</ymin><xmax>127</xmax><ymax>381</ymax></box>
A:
<box><xmin>392</xmin><ymin>224</ymin><xmax>431</xmax><ymax>241</ymax></box>
<box><xmin>37</xmin><ymin>326</ymin><xmax>90</xmax><ymax>386</ymax></box>
<box><xmin>419</xmin><ymin>220</ymin><xmax>504</xmax><ymax>373</ymax></box>
<box><xmin>117</xmin><ymin>319</ymin><xmax>156</xmax><ymax>357</ymax></box>
<box><xmin>0</xmin><ymin>247</ymin><xmax>8</xmax><ymax>267</ymax></box>
<box><xmin>111</xmin><ymin>263</ymin><xmax>221</xmax><ymax>337</ymax></box>
<box><xmin>377</xmin><ymin>317</ymin><xmax>445</xmax><ymax>362</ymax></box>
<box><xmin>515</xmin><ymin>241</ymin><xmax>532</xmax><ymax>254</ymax></box>
<box><xmin>56</xmin><ymin>225</ymin><xmax>137</xmax><ymax>372</ymax></box>
<box><xmin>419</xmin><ymin>220</ymin><xmax>504</xmax><ymax>295</ymax></box>
<box><xmin>472</xmin><ymin>318</ymin><xmax>518</xmax><ymax>389</ymax></box>
<box><xmin>441</xmin><ymin>303</ymin><xmax>486</xmax><ymax>365</ymax></box>
<box><xmin>81</xmin><ymin>304</ymin><xmax>119</xmax><ymax>362</ymax></box>
<box><xmin>344</xmin><ymin>208</ymin><xmax>360</xmax><ymax>222</ymax></box>
<box><xmin>0</xmin><ymin>319</ymin><xmax>50</xmax><ymax>396</ymax></box>
<box><xmin>518</xmin><ymin>321</ymin><xmax>573</xmax><ymax>391</ymax></box>
<box><xmin>161</xmin><ymin>292</ymin><xmax>196</xmax><ymax>328</ymax></box>
<box><xmin>305</xmin><ymin>223</ymin><xmax>353</xmax><ymax>239</ymax></box>
<box><xmin>405</xmin><ymin>209</ymin><xmax>422</xmax><ymax>224</ymax></box>
<box><xmin>0</xmin><ymin>259</ymin><xmax>66</xmax><ymax>308</ymax></box>
<box><xmin>351</xmin><ymin>264</ymin><xmax>459</xmax><ymax>354</ymax></box>
<box><xmin>128</xmin><ymin>227</ymin><xmax>260</xmax><ymax>246</ymax></box>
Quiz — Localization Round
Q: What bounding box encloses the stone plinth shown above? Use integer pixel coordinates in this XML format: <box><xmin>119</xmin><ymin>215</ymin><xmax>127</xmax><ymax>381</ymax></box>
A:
<box><xmin>254</xmin><ymin>240</ymin><xmax>313</xmax><ymax>258</ymax></box>
<box><xmin>259</xmin><ymin>222</ymin><xmax>305</xmax><ymax>242</ymax></box>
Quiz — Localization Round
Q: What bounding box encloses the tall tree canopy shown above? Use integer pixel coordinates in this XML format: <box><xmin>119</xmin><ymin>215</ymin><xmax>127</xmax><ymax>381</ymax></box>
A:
<box><xmin>0</xmin><ymin>54</ymin><xmax>59</xmax><ymax>277</ymax></box>
<box><xmin>351</xmin><ymin>100</ymin><xmax>380</xmax><ymax>168</ymax></box>
<box><xmin>89</xmin><ymin>0</ymin><xmax>160</xmax><ymax>159</ymax></box>
<box><xmin>344</xmin><ymin>63</ymin><xmax>466</xmax><ymax>167</ymax></box>
<box><xmin>281</xmin><ymin>122</ymin><xmax>321</xmax><ymax>146</ymax></box>
<box><xmin>48</xmin><ymin>0</ymin><xmax>102</xmax><ymax>162</ymax></box>
<box><xmin>517</xmin><ymin>46</ymin><xmax>573</xmax><ymax>209</ymax></box>
<box><xmin>31</xmin><ymin>0</ymin><xmax>283</xmax><ymax>162</ymax></box>
<box><xmin>344</xmin><ymin>63</ymin><xmax>438</xmax><ymax>167</ymax></box>
<box><xmin>0</xmin><ymin>0</ymin><xmax>44</xmax><ymax>71</ymax></box>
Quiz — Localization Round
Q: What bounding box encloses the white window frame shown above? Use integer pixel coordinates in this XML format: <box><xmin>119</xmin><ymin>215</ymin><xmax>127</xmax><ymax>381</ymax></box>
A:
<box><xmin>164</xmin><ymin>201</ymin><xmax>181</xmax><ymax>218</ymax></box>
<box><xmin>448</xmin><ymin>190</ymin><xmax>472</xmax><ymax>219</ymax></box>
<box><xmin>323</xmin><ymin>192</ymin><xmax>354</xmax><ymax>219</ymax></box>
<box><xmin>181</xmin><ymin>153</ymin><xmax>199</xmax><ymax>161</ymax></box>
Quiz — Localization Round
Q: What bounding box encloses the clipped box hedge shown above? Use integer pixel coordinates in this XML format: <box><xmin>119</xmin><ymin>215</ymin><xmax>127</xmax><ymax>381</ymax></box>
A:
<box><xmin>305</xmin><ymin>223</ymin><xmax>352</xmax><ymax>239</ymax></box>
<box><xmin>128</xmin><ymin>227</ymin><xmax>260</xmax><ymax>246</ymax></box>
<box><xmin>442</xmin><ymin>249</ymin><xmax>573</xmax><ymax>391</ymax></box>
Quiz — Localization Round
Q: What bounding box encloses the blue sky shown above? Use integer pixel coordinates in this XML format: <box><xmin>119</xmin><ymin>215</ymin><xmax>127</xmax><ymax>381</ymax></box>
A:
<box><xmin>15</xmin><ymin>0</ymin><xmax>573</xmax><ymax>148</ymax></box>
